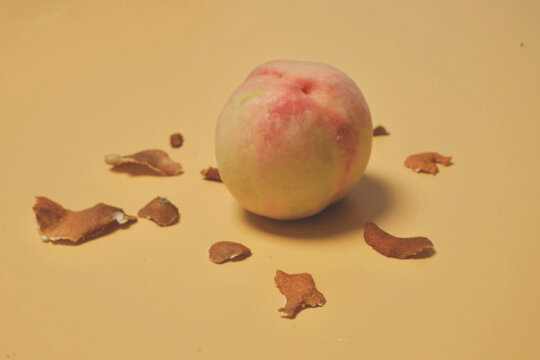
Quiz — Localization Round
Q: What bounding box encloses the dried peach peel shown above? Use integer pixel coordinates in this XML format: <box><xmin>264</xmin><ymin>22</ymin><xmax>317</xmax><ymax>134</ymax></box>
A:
<box><xmin>373</xmin><ymin>125</ymin><xmax>389</xmax><ymax>136</ymax></box>
<box><xmin>274</xmin><ymin>270</ymin><xmax>326</xmax><ymax>319</ymax></box>
<box><xmin>32</xmin><ymin>196</ymin><xmax>136</xmax><ymax>243</ymax></box>
<box><xmin>363</xmin><ymin>222</ymin><xmax>433</xmax><ymax>259</ymax></box>
<box><xmin>404</xmin><ymin>152</ymin><xmax>452</xmax><ymax>175</ymax></box>
<box><xmin>170</xmin><ymin>133</ymin><xmax>183</xmax><ymax>148</ymax></box>
<box><xmin>201</xmin><ymin>167</ymin><xmax>222</xmax><ymax>182</ymax></box>
<box><xmin>138</xmin><ymin>197</ymin><xmax>179</xmax><ymax>226</ymax></box>
<box><xmin>105</xmin><ymin>149</ymin><xmax>183</xmax><ymax>176</ymax></box>
<box><xmin>208</xmin><ymin>241</ymin><xmax>251</xmax><ymax>264</ymax></box>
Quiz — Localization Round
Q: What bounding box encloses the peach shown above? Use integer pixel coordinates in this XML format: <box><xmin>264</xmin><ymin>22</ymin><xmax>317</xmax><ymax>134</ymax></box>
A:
<box><xmin>215</xmin><ymin>60</ymin><xmax>372</xmax><ymax>220</ymax></box>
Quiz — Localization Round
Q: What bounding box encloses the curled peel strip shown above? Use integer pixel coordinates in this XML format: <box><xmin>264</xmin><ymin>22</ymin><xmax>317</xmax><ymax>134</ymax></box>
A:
<box><xmin>373</xmin><ymin>125</ymin><xmax>389</xmax><ymax>136</ymax></box>
<box><xmin>404</xmin><ymin>152</ymin><xmax>452</xmax><ymax>175</ymax></box>
<box><xmin>138</xmin><ymin>197</ymin><xmax>180</xmax><ymax>226</ymax></box>
<box><xmin>274</xmin><ymin>270</ymin><xmax>326</xmax><ymax>319</ymax></box>
<box><xmin>208</xmin><ymin>241</ymin><xmax>251</xmax><ymax>264</ymax></box>
<box><xmin>105</xmin><ymin>150</ymin><xmax>183</xmax><ymax>176</ymax></box>
<box><xmin>33</xmin><ymin>196</ymin><xmax>136</xmax><ymax>243</ymax></box>
<box><xmin>201</xmin><ymin>167</ymin><xmax>222</xmax><ymax>182</ymax></box>
<box><xmin>363</xmin><ymin>222</ymin><xmax>433</xmax><ymax>259</ymax></box>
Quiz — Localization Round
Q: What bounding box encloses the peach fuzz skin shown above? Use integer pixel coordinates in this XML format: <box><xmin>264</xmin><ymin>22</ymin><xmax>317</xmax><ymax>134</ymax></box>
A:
<box><xmin>215</xmin><ymin>60</ymin><xmax>372</xmax><ymax>220</ymax></box>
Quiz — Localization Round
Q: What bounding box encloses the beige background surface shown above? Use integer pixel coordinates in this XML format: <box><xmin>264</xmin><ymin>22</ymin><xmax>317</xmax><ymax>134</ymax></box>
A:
<box><xmin>1</xmin><ymin>0</ymin><xmax>539</xmax><ymax>359</ymax></box>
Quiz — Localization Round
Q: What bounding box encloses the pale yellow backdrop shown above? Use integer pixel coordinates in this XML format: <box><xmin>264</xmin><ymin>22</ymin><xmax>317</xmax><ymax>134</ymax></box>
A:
<box><xmin>1</xmin><ymin>0</ymin><xmax>539</xmax><ymax>359</ymax></box>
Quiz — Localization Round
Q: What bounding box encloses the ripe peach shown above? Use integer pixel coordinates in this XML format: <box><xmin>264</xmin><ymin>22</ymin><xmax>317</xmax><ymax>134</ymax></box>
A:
<box><xmin>215</xmin><ymin>60</ymin><xmax>372</xmax><ymax>220</ymax></box>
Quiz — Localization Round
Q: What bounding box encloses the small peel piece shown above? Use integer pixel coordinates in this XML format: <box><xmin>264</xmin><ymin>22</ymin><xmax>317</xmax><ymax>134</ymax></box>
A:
<box><xmin>363</xmin><ymin>222</ymin><xmax>433</xmax><ymax>259</ymax></box>
<box><xmin>274</xmin><ymin>270</ymin><xmax>326</xmax><ymax>319</ymax></box>
<box><xmin>32</xmin><ymin>196</ymin><xmax>136</xmax><ymax>243</ymax></box>
<box><xmin>105</xmin><ymin>150</ymin><xmax>183</xmax><ymax>176</ymax></box>
<box><xmin>201</xmin><ymin>166</ymin><xmax>222</xmax><ymax>182</ymax></box>
<box><xmin>404</xmin><ymin>152</ymin><xmax>452</xmax><ymax>175</ymax></box>
<box><xmin>138</xmin><ymin>197</ymin><xmax>180</xmax><ymax>226</ymax></box>
<box><xmin>208</xmin><ymin>241</ymin><xmax>251</xmax><ymax>264</ymax></box>
<box><xmin>373</xmin><ymin>125</ymin><xmax>389</xmax><ymax>136</ymax></box>
<box><xmin>170</xmin><ymin>133</ymin><xmax>183</xmax><ymax>148</ymax></box>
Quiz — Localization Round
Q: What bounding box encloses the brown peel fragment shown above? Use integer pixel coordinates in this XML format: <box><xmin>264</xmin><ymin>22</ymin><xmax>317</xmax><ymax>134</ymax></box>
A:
<box><xmin>404</xmin><ymin>152</ymin><xmax>452</xmax><ymax>175</ymax></box>
<box><xmin>208</xmin><ymin>241</ymin><xmax>251</xmax><ymax>264</ymax></box>
<box><xmin>32</xmin><ymin>196</ymin><xmax>136</xmax><ymax>243</ymax></box>
<box><xmin>138</xmin><ymin>197</ymin><xmax>179</xmax><ymax>226</ymax></box>
<box><xmin>201</xmin><ymin>166</ymin><xmax>222</xmax><ymax>182</ymax></box>
<box><xmin>274</xmin><ymin>270</ymin><xmax>326</xmax><ymax>319</ymax></box>
<box><xmin>373</xmin><ymin>125</ymin><xmax>389</xmax><ymax>136</ymax></box>
<box><xmin>364</xmin><ymin>222</ymin><xmax>433</xmax><ymax>259</ymax></box>
<box><xmin>105</xmin><ymin>150</ymin><xmax>183</xmax><ymax>176</ymax></box>
<box><xmin>170</xmin><ymin>133</ymin><xmax>183</xmax><ymax>148</ymax></box>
